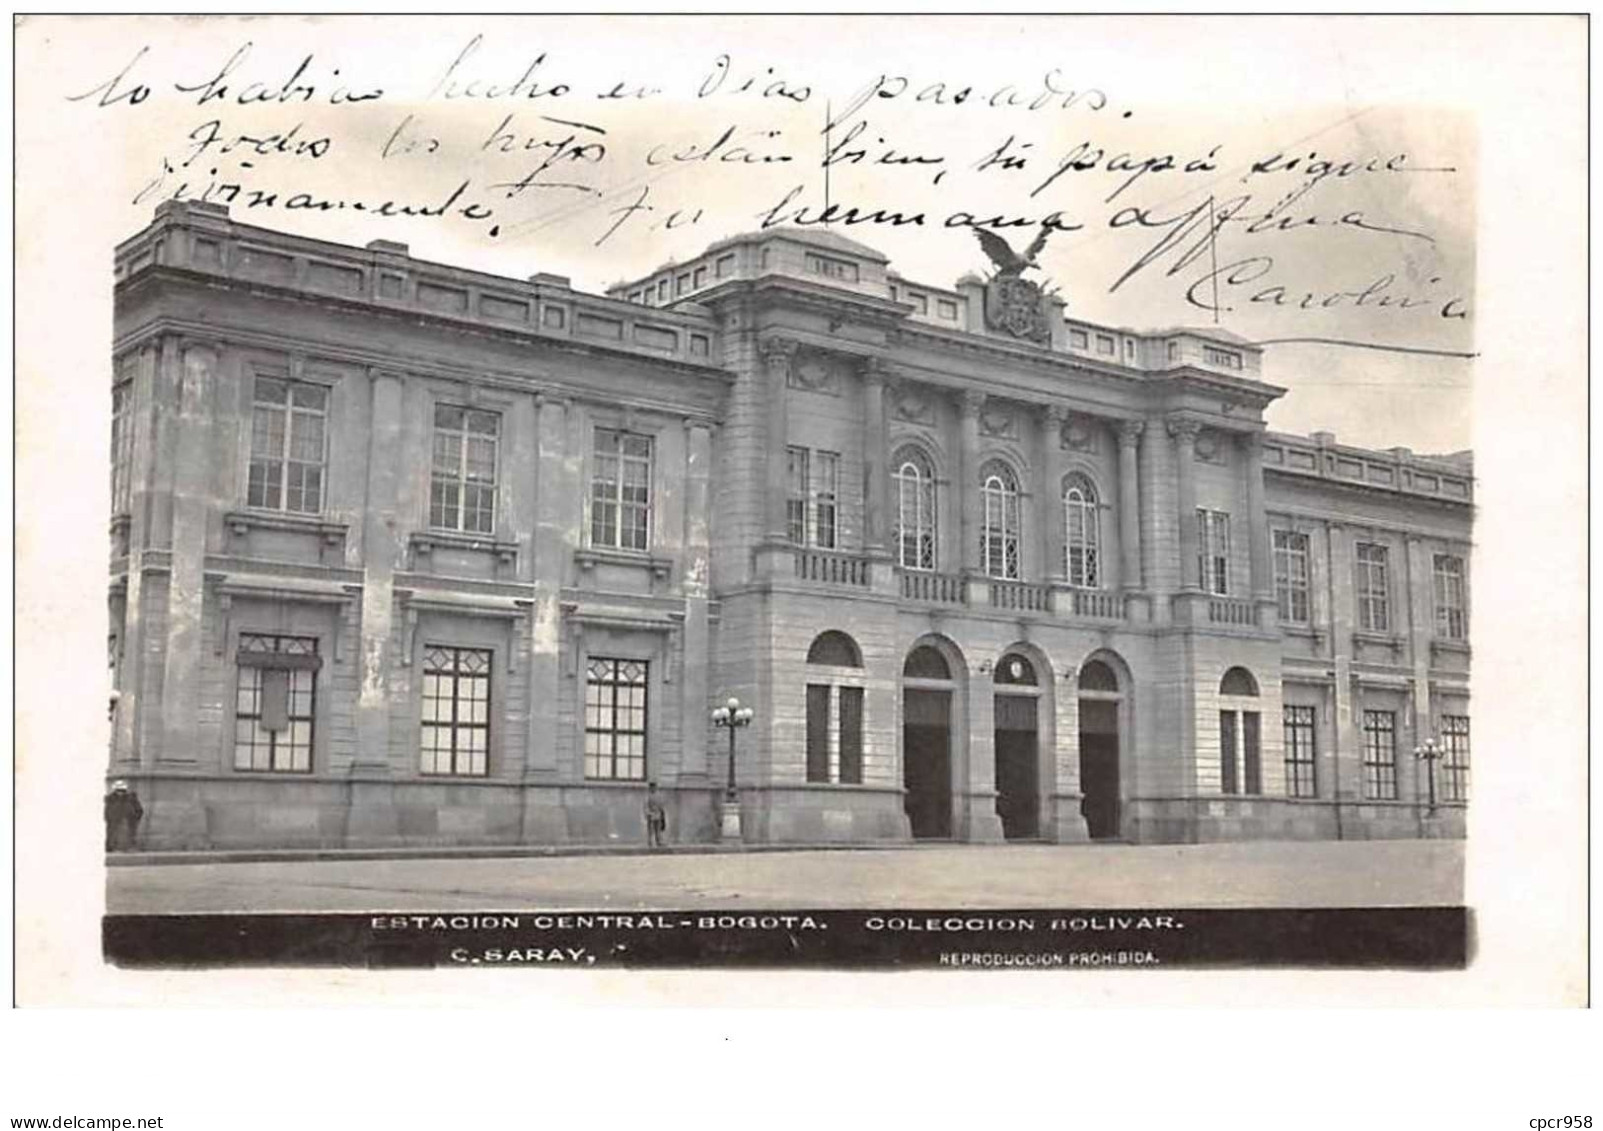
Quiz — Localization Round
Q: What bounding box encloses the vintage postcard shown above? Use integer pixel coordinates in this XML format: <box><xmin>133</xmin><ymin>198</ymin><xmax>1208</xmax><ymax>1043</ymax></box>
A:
<box><xmin>10</xmin><ymin>14</ymin><xmax>1587</xmax><ymax>1007</ymax></box>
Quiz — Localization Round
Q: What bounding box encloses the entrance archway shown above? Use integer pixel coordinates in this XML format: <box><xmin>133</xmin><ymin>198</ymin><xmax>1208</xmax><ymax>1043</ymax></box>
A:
<box><xmin>993</xmin><ymin>652</ymin><xmax>1041</xmax><ymax>839</ymax></box>
<box><xmin>902</xmin><ymin>643</ymin><xmax>955</xmax><ymax>839</ymax></box>
<box><xmin>1077</xmin><ymin>657</ymin><xmax>1123</xmax><ymax>840</ymax></box>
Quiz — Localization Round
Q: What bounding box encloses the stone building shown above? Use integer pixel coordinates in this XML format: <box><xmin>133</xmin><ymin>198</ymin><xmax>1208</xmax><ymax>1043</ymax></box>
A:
<box><xmin>107</xmin><ymin>201</ymin><xmax>1473</xmax><ymax>850</ymax></box>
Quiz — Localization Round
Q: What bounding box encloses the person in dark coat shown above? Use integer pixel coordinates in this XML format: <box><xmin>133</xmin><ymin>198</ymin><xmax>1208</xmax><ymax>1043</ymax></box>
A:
<box><xmin>104</xmin><ymin>780</ymin><xmax>143</xmax><ymax>852</ymax></box>
<box><xmin>643</xmin><ymin>782</ymin><xmax>667</xmax><ymax>849</ymax></box>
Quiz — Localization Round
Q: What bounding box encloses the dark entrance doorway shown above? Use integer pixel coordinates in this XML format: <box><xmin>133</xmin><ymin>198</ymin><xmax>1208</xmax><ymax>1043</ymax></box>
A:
<box><xmin>1077</xmin><ymin>659</ymin><xmax>1123</xmax><ymax>841</ymax></box>
<box><xmin>903</xmin><ymin>689</ymin><xmax>952</xmax><ymax>839</ymax></box>
<box><xmin>993</xmin><ymin>653</ymin><xmax>1041</xmax><ymax>840</ymax></box>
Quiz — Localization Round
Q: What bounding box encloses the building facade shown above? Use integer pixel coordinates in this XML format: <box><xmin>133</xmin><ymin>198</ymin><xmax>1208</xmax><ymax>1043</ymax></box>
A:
<box><xmin>107</xmin><ymin>201</ymin><xmax>1473</xmax><ymax>850</ymax></box>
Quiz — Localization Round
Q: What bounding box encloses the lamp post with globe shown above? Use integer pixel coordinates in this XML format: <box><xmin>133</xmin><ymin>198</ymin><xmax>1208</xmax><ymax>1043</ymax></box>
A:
<box><xmin>1414</xmin><ymin>735</ymin><xmax>1445</xmax><ymax>817</ymax></box>
<box><xmin>711</xmin><ymin>696</ymin><xmax>754</xmax><ymax>844</ymax></box>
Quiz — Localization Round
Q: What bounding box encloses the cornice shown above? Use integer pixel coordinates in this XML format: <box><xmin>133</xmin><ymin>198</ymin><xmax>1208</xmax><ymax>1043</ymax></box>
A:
<box><xmin>115</xmin><ymin>265</ymin><xmax>731</xmax><ymax>383</ymax></box>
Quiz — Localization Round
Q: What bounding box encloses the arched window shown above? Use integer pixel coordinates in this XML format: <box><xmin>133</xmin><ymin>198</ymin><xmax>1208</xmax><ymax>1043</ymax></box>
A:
<box><xmin>903</xmin><ymin>645</ymin><xmax>951</xmax><ymax>680</ymax></box>
<box><xmin>1220</xmin><ymin>667</ymin><xmax>1259</xmax><ymax>696</ymax></box>
<box><xmin>994</xmin><ymin>653</ymin><xmax>1038</xmax><ymax>686</ymax></box>
<box><xmin>891</xmin><ymin>446</ymin><xmax>937</xmax><ymax>571</ymax></box>
<box><xmin>805</xmin><ymin>632</ymin><xmax>863</xmax><ymax>786</ymax></box>
<box><xmin>806</xmin><ymin>631</ymin><xmax>862</xmax><ymax>668</ymax></box>
<box><xmin>979</xmin><ymin>459</ymin><xmax>1021</xmax><ymax>580</ymax></box>
<box><xmin>1218</xmin><ymin>666</ymin><xmax>1262</xmax><ymax>796</ymax></box>
<box><xmin>1064</xmin><ymin>473</ymin><xmax>1101</xmax><ymax>589</ymax></box>
<box><xmin>1077</xmin><ymin>659</ymin><xmax>1119</xmax><ymax>693</ymax></box>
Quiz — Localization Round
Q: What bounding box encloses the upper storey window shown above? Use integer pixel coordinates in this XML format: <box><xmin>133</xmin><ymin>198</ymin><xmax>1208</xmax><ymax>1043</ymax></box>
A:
<box><xmin>1356</xmin><ymin>542</ymin><xmax>1391</xmax><ymax>633</ymax></box>
<box><xmin>980</xmin><ymin>460</ymin><xmax>1021</xmax><ymax>580</ymax></box>
<box><xmin>248</xmin><ymin>376</ymin><xmax>327</xmax><ymax>514</ymax></box>
<box><xmin>892</xmin><ymin>447</ymin><xmax>937</xmax><ymax>571</ymax></box>
<box><xmin>1063</xmin><ymin>474</ymin><xmax>1101</xmax><ymax>588</ymax></box>
<box><xmin>805</xmin><ymin>253</ymin><xmax>860</xmax><ymax>282</ymax></box>
<box><xmin>110</xmin><ymin>379</ymin><xmax>134</xmax><ymax>515</ymax></box>
<box><xmin>591</xmin><ymin>428</ymin><xmax>653</xmax><ymax>551</ymax></box>
<box><xmin>1273</xmin><ymin>530</ymin><xmax>1311</xmax><ymax>624</ymax></box>
<box><xmin>1433</xmin><ymin>554</ymin><xmax>1467</xmax><ymax>640</ymax></box>
<box><xmin>1197</xmin><ymin>509</ymin><xmax>1232</xmax><ymax>596</ymax></box>
<box><xmin>430</xmin><ymin>406</ymin><xmax>499</xmax><ymax>535</ymax></box>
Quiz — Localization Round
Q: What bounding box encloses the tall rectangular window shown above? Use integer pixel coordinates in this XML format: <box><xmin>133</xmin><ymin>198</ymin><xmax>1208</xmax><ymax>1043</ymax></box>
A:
<box><xmin>1441</xmin><ymin>715</ymin><xmax>1470</xmax><ymax>802</ymax></box>
<box><xmin>1283</xmin><ymin>705</ymin><xmax>1317</xmax><ymax>798</ymax></box>
<box><xmin>234</xmin><ymin>634</ymin><xmax>318</xmax><ymax>773</ymax></box>
<box><xmin>248</xmin><ymin>376</ymin><xmax>327</xmax><ymax>514</ymax></box>
<box><xmin>1356</xmin><ymin>542</ymin><xmax>1391</xmax><ymax>633</ymax></box>
<box><xmin>1362</xmin><ymin>710</ymin><xmax>1397</xmax><ymax>800</ymax></box>
<box><xmin>421</xmin><ymin>646</ymin><xmax>491</xmax><ymax>776</ymax></box>
<box><xmin>591</xmin><ymin>428</ymin><xmax>652</xmax><ymax>551</ymax></box>
<box><xmin>111</xmin><ymin>380</ymin><xmax>134</xmax><ymax>514</ymax></box>
<box><xmin>805</xmin><ymin>684</ymin><xmax>830</xmax><ymax>783</ymax></box>
<box><xmin>1220</xmin><ymin>710</ymin><xmax>1239</xmax><ymax>794</ymax></box>
<box><xmin>430</xmin><ymin>405</ymin><xmax>499</xmax><ymax>534</ymax></box>
<box><xmin>839</xmin><ymin>686</ymin><xmax>864</xmax><ymax>785</ymax></box>
<box><xmin>787</xmin><ymin>447</ymin><xmax>810</xmax><ymax>546</ymax></box>
<box><xmin>584</xmin><ymin>657</ymin><xmax>647</xmax><ymax>781</ymax></box>
<box><xmin>1273</xmin><ymin>529</ymin><xmax>1311</xmax><ymax>624</ymax></box>
<box><xmin>1433</xmin><ymin>554</ymin><xmax>1467</xmax><ymax>640</ymax></box>
<box><xmin>787</xmin><ymin>448</ymin><xmax>839</xmax><ymax>549</ymax></box>
<box><xmin>1197</xmin><ymin>509</ymin><xmax>1231</xmax><ymax>595</ymax></box>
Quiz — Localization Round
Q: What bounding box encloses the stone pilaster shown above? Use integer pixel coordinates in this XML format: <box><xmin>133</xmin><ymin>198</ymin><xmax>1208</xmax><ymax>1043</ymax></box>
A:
<box><xmin>353</xmin><ymin>370</ymin><xmax>402</xmax><ymax>773</ymax></box>
<box><xmin>961</xmin><ymin>661</ymin><xmax>1005</xmax><ymax>843</ymax></box>
<box><xmin>1117</xmin><ymin>420</ymin><xmax>1144</xmax><ymax>592</ymax></box>
<box><xmin>679</xmin><ymin>416</ymin><xmax>714</xmax><ymax>783</ymax></box>
<box><xmin>521</xmin><ymin>393</ymin><xmax>574</xmax><ymax>842</ymax></box>
<box><xmin>761</xmin><ymin>336</ymin><xmax>796</xmax><ymax>541</ymax></box>
<box><xmin>861</xmin><ymin>358</ymin><xmax>890</xmax><ymax>553</ymax></box>
<box><xmin>159</xmin><ymin>338</ymin><xmax>217</xmax><ymax>767</ymax></box>
<box><xmin>1168</xmin><ymin>417</ymin><xmax>1202</xmax><ymax>592</ymax></box>
<box><xmin>1041</xmin><ymin>405</ymin><xmax>1067</xmax><ymax>580</ymax></box>
<box><xmin>1326</xmin><ymin>521</ymin><xmax>1362</xmax><ymax>813</ymax></box>
<box><xmin>1241</xmin><ymin>430</ymin><xmax>1275</xmax><ymax>627</ymax></box>
<box><xmin>112</xmin><ymin>341</ymin><xmax>160</xmax><ymax>768</ymax></box>
<box><xmin>959</xmin><ymin>389</ymin><xmax>983</xmax><ymax>574</ymax></box>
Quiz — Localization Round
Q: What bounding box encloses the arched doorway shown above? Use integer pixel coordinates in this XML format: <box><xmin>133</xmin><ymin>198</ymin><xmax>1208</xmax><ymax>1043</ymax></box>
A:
<box><xmin>1077</xmin><ymin>657</ymin><xmax>1123</xmax><ymax>840</ymax></box>
<box><xmin>902</xmin><ymin>643</ymin><xmax>955</xmax><ymax>839</ymax></box>
<box><xmin>993</xmin><ymin>652</ymin><xmax>1041</xmax><ymax>839</ymax></box>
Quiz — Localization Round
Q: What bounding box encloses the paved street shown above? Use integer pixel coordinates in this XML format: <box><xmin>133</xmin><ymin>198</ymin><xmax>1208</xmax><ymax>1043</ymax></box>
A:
<box><xmin>106</xmin><ymin>840</ymin><xmax>1464</xmax><ymax>914</ymax></box>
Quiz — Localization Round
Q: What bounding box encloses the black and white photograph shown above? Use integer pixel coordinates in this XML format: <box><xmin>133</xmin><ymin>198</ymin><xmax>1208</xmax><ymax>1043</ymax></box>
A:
<box><xmin>7</xmin><ymin>10</ymin><xmax>1592</xmax><ymax>1124</ymax></box>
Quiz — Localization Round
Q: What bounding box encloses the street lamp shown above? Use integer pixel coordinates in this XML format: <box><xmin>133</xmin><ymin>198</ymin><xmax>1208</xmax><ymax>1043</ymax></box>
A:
<box><xmin>711</xmin><ymin>696</ymin><xmax>754</xmax><ymax>843</ymax></box>
<box><xmin>1414</xmin><ymin>735</ymin><xmax>1445</xmax><ymax>817</ymax></box>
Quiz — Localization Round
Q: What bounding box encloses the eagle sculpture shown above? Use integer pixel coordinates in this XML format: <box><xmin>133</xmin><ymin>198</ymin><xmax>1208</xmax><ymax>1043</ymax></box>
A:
<box><xmin>972</xmin><ymin>225</ymin><xmax>1053</xmax><ymax>278</ymax></box>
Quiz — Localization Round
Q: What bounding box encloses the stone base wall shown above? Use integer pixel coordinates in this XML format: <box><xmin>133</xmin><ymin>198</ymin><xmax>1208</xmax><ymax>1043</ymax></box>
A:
<box><xmin>111</xmin><ymin>772</ymin><xmax>719</xmax><ymax>852</ymax></box>
<box><xmin>1126</xmin><ymin>796</ymin><xmax>1467</xmax><ymax>844</ymax></box>
<box><xmin>109</xmin><ymin>772</ymin><xmax>1467</xmax><ymax>851</ymax></box>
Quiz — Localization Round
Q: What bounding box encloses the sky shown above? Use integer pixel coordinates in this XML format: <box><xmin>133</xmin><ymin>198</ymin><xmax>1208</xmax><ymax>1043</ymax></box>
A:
<box><xmin>20</xmin><ymin>14</ymin><xmax>1485</xmax><ymax>452</ymax></box>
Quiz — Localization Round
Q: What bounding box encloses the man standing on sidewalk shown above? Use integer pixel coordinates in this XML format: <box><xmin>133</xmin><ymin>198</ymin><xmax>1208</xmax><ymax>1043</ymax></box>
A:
<box><xmin>644</xmin><ymin>782</ymin><xmax>668</xmax><ymax>850</ymax></box>
<box><xmin>104</xmin><ymin>780</ymin><xmax>144</xmax><ymax>853</ymax></box>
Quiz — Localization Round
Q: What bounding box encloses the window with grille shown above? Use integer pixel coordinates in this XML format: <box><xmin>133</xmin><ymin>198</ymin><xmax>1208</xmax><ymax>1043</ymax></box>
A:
<box><xmin>1064</xmin><ymin>474</ymin><xmax>1100</xmax><ymax>588</ymax></box>
<box><xmin>591</xmin><ymin>429</ymin><xmax>652</xmax><ymax>551</ymax></box>
<box><xmin>430</xmin><ymin>405</ymin><xmax>499</xmax><ymax>534</ymax></box>
<box><xmin>1433</xmin><ymin>554</ymin><xmax>1466</xmax><ymax>640</ymax></box>
<box><xmin>248</xmin><ymin>376</ymin><xmax>327</xmax><ymax>514</ymax></box>
<box><xmin>892</xmin><ymin>447</ymin><xmax>936</xmax><ymax>570</ymax></box>
<box><xmin>1362</xmin><ymin>710</ymin><xmax>1397</xmax><ymax>799</ymax></box>
<box><xmin>980</xmin><ymin>460</ymin><xmax>1021</xmax><ymax>580</ymax></box>
<box><xmin>786</xmin><ymin>447</ymin><xmax>839</xmax><ymax>548</ymax></box>
<box><xmin>234</xmin><ymin>634</ymin><xmax>319</xmax><ymax>773</ymax></box>
<box><xmin>111</xmin><ymin>379</ymin><xmax>134</xmax><ymax>514</ymax></box>
<box><xmin>1283</xmin><ymin>705</ymin><xmax>1317</xmax><ymax>798</ymax></box>
<box><xmin>1356</xmin><ymin>542</ymin><xmax>1391</xmax><ymax>633</ymax></box>
<box><xmin>1273</xmin><ymin>529</ymin><xmax>1310</xmax><ymax>624</ymax></box>
<box><xmin>421</xmin><ymin>646</ymin><xmax>491</xmax><ymax>776</ymax></box>
<box><xmin>584</xmin><ymin>657</ymin><xmax>648</xmax><ymax>781</ymax></box>
<box><xmin>1197</xmin><ymin>509</ymin><xmax>1231</xmax><ymax>595</ymax></box>
<box><xmin>1441</xmin><ymin>715</ymin><xmax>1470</xmax><ymax>802</ymax></box>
